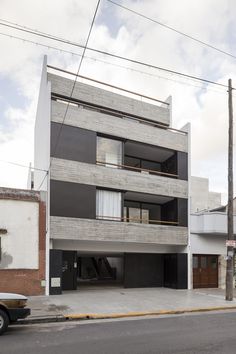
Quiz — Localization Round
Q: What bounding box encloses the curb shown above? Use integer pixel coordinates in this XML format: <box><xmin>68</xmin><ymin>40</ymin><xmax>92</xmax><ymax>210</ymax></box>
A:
<box><xmin>18</xmin><ymin>315</ymin><xmax>66</xmax><ymax>325</ymax></box>
<box><xmin>64</xmin><ymin>306</ymin><xmax>236</xmax><ymax>320</ymax></box>
<box><xmin>18</xmin><ymin>305</ymin><xmax>236</xmax><ymax>325</ymax></box>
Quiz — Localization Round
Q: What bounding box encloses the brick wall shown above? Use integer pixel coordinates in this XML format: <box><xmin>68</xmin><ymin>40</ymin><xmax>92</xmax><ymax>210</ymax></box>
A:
<box><xmin>0</xmin><ymin>199</ymin><xmax>46</xmax><ymax>296</ymax></box>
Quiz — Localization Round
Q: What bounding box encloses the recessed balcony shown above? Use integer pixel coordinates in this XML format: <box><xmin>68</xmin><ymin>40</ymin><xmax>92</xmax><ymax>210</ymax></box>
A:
<box><xmin>96</xmin><ymin>136</ymin><xmax>187</xmax><ymax>180</ymax></box>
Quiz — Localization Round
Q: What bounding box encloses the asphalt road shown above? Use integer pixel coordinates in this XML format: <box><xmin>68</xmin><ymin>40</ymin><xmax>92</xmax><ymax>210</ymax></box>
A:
<box><xmin>2</xmin><ymin>312</ymin><xmax>236</xmax><ymax>354</ymax></box>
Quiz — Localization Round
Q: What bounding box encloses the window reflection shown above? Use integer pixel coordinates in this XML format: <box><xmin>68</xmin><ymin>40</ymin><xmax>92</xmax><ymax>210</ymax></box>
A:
<box><xmin>97</xmin><ymin>137</ymin><xmax>122</xmax><ymax>168</ymax></box>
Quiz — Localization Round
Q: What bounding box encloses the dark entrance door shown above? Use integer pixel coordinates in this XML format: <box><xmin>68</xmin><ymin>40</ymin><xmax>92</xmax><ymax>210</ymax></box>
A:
<box><xmin>62</xmin><ymin>251</ymin><xmax>77</xmax><ymax>290</ymax></box>
<box><xmin>193</xmin><ymin>254</ymin><xmax>218</xmax><ymax>288</ymax></box>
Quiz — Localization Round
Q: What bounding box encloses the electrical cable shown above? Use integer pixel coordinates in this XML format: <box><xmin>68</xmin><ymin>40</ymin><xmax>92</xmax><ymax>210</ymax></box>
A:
<box><xmin>0</xmin><ymin>159</ymin><xmax>47</xmax><ymax>172</ymax></box>
<box><xmin>51</xmin><ymin>0</ymin><xmax>101</xmax><ymax>159</ymax></box>
<box><xmin>0</xmin><ymin>19</ymin><xmax>231</xmax><ymax>89</ymax></box>
<box><xmin>0</xmin><ymin>30</ymin><xmax>227</xmax><ymax>95</ymax></box>
<box><xmin>107</xmin><ymin>0</ymin><xmax>236</xmax><ymax>61</ymax></box>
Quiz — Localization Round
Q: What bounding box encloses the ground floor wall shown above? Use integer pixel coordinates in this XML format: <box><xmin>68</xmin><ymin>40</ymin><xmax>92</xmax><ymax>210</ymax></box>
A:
<box><xmin>0</xmin><ymin>269</ymin><xmax>45</xmax><ymax>296</ymax></box>
<box><xmin>0</xmin><ymin>198</ymin><xmax>46</xmax><ymax>296</ymax></box>
<box><xmin>49</xmin><ymin>243</ymin><xmax>188</xmax><ymax>294</ymax></box>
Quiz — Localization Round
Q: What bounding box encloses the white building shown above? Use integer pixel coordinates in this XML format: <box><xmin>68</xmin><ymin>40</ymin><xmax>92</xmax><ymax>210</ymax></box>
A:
<box><xmin>190</xmin><ymin>176</ymin><xmax>230</xmax><ymax>289</ymax></box>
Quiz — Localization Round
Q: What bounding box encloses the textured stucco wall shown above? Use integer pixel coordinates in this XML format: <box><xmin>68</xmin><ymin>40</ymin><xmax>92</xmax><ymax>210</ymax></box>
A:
<box><xmin>0</xmin><ymin>199</ymin><xmax>39</xmax><ymax>269</ymax></box>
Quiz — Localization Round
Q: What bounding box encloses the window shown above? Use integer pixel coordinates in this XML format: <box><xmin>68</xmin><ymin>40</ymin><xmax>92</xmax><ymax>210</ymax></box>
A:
<box><xmin>96</xmin><ymin>190</ymin><xmax>121</xmax><ymax>221</ymax></box>
<box><xmin>97</xmin><ymin>137</ymin><xmax>122</xmax><ymax>168</ymax></box>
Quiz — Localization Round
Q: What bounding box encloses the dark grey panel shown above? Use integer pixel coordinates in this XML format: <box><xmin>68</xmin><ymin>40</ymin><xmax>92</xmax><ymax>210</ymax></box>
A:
<box><xmin>124</xmin><ymin>253</ymin><xmax>163</xmax><ymax>288</ymax></box>
<box><xmin>161</xmin><ymin>199</ymin><xmax>177</xmax><ymax>224</ymax></box>
<box><xmin>177</xmin><ymin>253</ymin><xmax>188</xmax><ymax>289</ymax></box>
<box><xmin>177</xmin><ymin>152</ymin><xmax>188</xmax><ymax>181</ymax></box>
<box><xmin>164</xmin><ymin>253</ymin><xmax>188</xmax><ymax>289</ymax></box>
<box><xmin>50</xmin><ymin>122</ymin><xmax>96</xmax><ymax>163</ymax></box>
<box><xmin>161</xmin><ymin>198</ymin><xmax>187</xmax><ymax>227</ymax></box>
<box><xmin>49</xmin><ymin>249</ymin><xmax>62</xmax><ymax>295</ymax></box>
<box><xmin>62</xmin><ymin>251</ymin><xmax>77</xmax><ymax>290</ymax></box>
<box><xmin>178</xmin><ymin>199</ymin><xmax>188</xmax><ymax>227</ymax></box>
<box><xmin>161</xmin><ymin>153</ymin><xmax>177</xmax><ymax>176</ymax></box>
<box><xmin>50</xmin><ymin>180</ymin><xmax>96</xmax><ymax>219</ymax></box>
<box><xmin>164</xmin><ymin>254</ymin><xmax>177</xmax><ymax>288</ymax></box>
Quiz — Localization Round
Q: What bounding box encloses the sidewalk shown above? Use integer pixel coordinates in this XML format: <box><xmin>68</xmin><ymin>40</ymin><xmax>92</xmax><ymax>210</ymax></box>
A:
<box><xmin>24</xmin><ymin>287</ymin><xmax>236</xmax><ymax>323</ymax></box>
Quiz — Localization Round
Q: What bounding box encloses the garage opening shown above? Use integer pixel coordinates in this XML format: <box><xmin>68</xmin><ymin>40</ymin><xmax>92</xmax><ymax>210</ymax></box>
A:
<box><xmin>49</xmin><ymin>250</ymin><xmax>188</xmax><ymax>294</ymax></box>
<box><xmin>78</xmin><ymin>255</ymin><xmax>124</xmax><ymax>289</ymax></box>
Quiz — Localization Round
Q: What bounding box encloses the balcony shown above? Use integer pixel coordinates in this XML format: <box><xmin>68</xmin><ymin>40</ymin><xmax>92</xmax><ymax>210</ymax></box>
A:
<box><xmin>50</xmin><ymin>216</ymin><xmax>188</xmax><ymax>246</ymax></box>
<box><xmin>96</xmin><ymin>191</ymin><xmax>187</xmax><ymax>227</ymax></box>
<box><xmin>191</xmin><ymin>211</ymin><xmax>236</xmax><ymax>235</ymax></box>
<box><xmin>96</xmin><ymin>137</ymin><xmax>187</xmax><ymax>181</ymax></box>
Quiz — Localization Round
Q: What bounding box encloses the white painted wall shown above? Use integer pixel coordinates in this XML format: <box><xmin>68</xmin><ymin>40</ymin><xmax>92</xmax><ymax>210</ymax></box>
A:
<box><xmin>190</xmin><ymin>233</ymin><xmax>226</xmax><ymax>255</ymax></box>
<box><xmin>191</xmin><ymin>212</ymin><xmax>236</xmax><ymax>234</ymax></box>
<box><xmin>34</xmin><ymin>55</ymin><xmax>51</xmax><ymax>191</ymax></box>
<box><xmin>191</xmin><ymin>176</ymin><xmax>221</xmax><ymax>213</ymax></box>
<box><xmin>53</xmin><ymin>239</ymin><xmax>185</xmax><ymax>254</ymax></box>
<box><xmin>0</xmin><ymin>200</ymin><xmax>39</xmax><ymax>269</ymax></box>
<box><xmin>34</xmin><ymin>55</ymin><xmax>51</xmax><ymax>295</ymax></box>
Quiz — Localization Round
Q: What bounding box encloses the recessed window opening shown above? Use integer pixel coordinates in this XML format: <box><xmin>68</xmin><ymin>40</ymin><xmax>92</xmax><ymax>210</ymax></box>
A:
<box><xmin>96</xmin><ymin>189</ymin><xmax>122</xmax><ymax>221</ymax></box>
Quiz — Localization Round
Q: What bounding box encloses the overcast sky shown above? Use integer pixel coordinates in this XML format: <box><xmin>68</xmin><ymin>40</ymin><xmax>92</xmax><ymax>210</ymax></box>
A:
<box><xmin>1</xmin><ymin>0</ymin><xmax>236</xmax><ymax>202</ymax></box>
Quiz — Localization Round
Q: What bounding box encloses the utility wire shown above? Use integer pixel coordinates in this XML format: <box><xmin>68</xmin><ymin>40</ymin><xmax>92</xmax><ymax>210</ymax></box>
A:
<box><xmin>0</xmin><ymin>159</ymin><xmax>47</xmax><ymax>172</ymax></box>
<box><xmin>107</xmin><ymin>0</ymin><xmax>236</xmax><ymax>61</ymax></box>
<box><xmin>0</xmin><ymin>19</ymin><xmax>230</xmax><ymax>89</ymax></box>
<box><xmin>51</xmin><ymin>0</ymin><xmax>101</xmax><ymax>159</ymax></box>
<box><xmin>0</xmin><ymin>31</ymin><xmax>229</xmax><ymax>95</ymax></box>
<box><xmin>37</xmin><ymin>170</ymin><xmax>48</xmax><ymax>190</ymax></box>
<box><xmin>0</xmin><ymin>30</ymin><xmax>227</xmax><ymax>95</ymax></box>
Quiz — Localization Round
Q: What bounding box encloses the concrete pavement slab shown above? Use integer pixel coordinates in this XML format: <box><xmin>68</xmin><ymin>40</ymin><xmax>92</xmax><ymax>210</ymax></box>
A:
<box><xmin>25</xmin><ymin>287</ymin><xmax>236</xmax><ymax>322</ymax></box>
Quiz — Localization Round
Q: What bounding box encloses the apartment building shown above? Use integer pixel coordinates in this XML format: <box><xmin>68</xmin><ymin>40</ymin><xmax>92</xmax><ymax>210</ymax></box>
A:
<box><xmin>34</xmin><ymin>56</ymin><xmax>189</xmax><ymax>295</ymax></box>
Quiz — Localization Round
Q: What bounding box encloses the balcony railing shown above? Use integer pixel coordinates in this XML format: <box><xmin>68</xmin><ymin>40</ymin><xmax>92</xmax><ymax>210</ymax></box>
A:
<box><xmin>96</xmin><ymin>160</ymin><xmax>178</xmax><ymax>178</ymax></box>
<box><xmin>96</xmin><ymin>215</ymin><xmax>179</xmax><ymax>225</ymax></box>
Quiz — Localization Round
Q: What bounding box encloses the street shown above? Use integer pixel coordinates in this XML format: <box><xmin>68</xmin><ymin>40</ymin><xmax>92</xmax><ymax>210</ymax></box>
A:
<box><xmin>2</xmin><ymin>311</ymin><xmax>236</xmax><ymax>354</ymax></box>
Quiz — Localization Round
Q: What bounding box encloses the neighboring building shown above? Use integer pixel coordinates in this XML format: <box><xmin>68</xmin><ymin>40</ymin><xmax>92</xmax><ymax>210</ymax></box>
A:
<box><xmin>191</xmin><ymin>176</ymin><xmax>222</xmax><ymax>213</ymax></box>
<box><xmin>34</xmin><ymin>56</ymin><xmax>189</xmax><ymax>295</ymax></box>
<box><xmin>190</xmin><ymin>177</ymin><xmax>229</xmax><ymax>289</ymax></box>
<box><xmin>0</xmin><ymin>187</ymin><xmax>46</xmax><ymax>295</ymax></box>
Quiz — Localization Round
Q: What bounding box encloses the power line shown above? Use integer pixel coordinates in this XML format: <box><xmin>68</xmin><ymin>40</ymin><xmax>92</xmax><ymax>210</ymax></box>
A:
<box><xmin>50</xmin><ymin>0</ymin><xmax>101</xmax><ymax>168</ymax></box>
<box><xmin>0</xmin><ymin>30</ymin><xmax>227</xmax><ymax>95</ymax></box>
<box><xmin>107</xmin><ymin>0</ymin><xmax>236</xmax><ymax>61</ymax></box>
<box><xmin>0</xmin><ymin>31</ymin><xmax>82</xmax><ymax>57</ymax></box>
<box><xmin>0</xmin><ymin>19</ymin><xmax>230</xmax><ymax>89</ymax></box>
<box><xmin>37</xmin><ymin>170</ymin><xmax>48</xmax><ymax>190</ymax></box>
<box><xmin>0</xmin><ymin>159</ymin><xmax>47</xmax><ymax>172</ymax></box>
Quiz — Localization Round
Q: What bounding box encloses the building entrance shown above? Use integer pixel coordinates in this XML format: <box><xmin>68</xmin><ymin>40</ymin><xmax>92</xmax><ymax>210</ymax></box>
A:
<box><xmin>193</xmin><ymin>254</ymin><xmax>218</xmax><ymax>288</ymax></box>
<box><xmin>49</xmin><ymin>250</ymin><xmax>188</xmax><ymax>294</ymax></box>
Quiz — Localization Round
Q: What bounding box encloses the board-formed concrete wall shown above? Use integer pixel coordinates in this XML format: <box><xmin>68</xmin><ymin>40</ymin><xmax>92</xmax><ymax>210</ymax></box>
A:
<box><xmin>50</xmin><ymin>216</ymin><xmax>188</xmax><ymax>245</ymax></box>
<box><xmin>50</xmin><ymin>158</ymin><xmax>188</xmax><ymax>199</ymax></box>
<box><xmin>48</xmin><ymin>73</ymin><xmax>170</xmax><ymax>126</ymax></box>
<box><xmin>51</xmin><ymin>100</ymin><xmax>188</xmax><ymax>153</ymax></box>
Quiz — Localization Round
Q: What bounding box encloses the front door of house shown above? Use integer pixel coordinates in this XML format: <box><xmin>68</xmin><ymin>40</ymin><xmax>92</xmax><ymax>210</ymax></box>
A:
<box><xmin>193</xmin><ymin>254</ymin><xmax>218</xmax><ymax>288</ymax></box>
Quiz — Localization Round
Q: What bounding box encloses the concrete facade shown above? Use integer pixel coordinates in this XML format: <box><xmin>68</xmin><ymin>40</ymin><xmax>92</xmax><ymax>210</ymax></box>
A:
<box><xmin>34</xmin><ymin>57</ymin><xmax>190</xmax><ymax>294</ymax></box>
<box><xmin>50</xmin><ymin>158</ymin><xmax>188</xmax><ymax>200</ymax></box>
<box><xmin>50</xmin><ymin>217</ymin><xmax>188</xmax><ymax>245</ymax></box>
<box><xmin>48</xmin><ymin>73</ymin><xmax>170</xmax><ymax>126</ymax></box>
<box><xmin>51</xmin><ymin>100</ymin><xmax>187</xmax><ymax>153</ymax></box>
